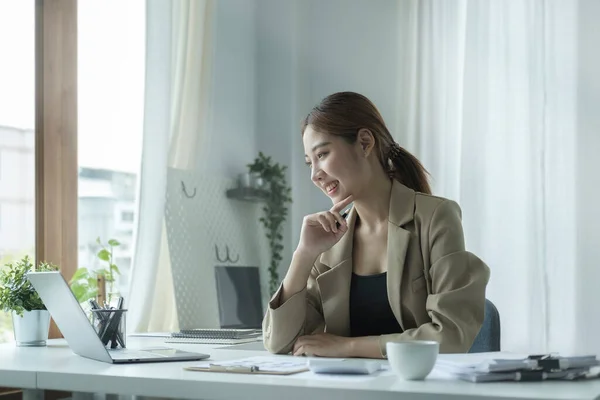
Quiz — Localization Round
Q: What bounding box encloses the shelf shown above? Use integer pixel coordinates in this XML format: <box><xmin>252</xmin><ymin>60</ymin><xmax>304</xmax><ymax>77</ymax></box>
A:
<box><xmin>226</xmin><ymin>187</ymin><xmax>269</xmax><ymax>202</ymax></box>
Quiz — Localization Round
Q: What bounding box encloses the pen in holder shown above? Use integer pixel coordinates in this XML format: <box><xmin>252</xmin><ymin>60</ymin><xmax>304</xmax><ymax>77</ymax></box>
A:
<box><xmin>90</xmin><ymin>308</ymin><xmax>127</xmax><ymax>349</ymax></box>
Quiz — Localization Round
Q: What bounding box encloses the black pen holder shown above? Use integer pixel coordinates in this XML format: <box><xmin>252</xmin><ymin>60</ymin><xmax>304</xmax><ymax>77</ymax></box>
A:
<box><xmin>91</xmin><ymin>309</ymin><xmax>127</xmax><ymax>349</ymax></box>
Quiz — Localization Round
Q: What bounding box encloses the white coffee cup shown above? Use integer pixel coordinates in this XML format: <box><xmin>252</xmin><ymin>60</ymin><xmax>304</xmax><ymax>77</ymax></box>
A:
<box><xmin>386</xmin><ymin>340</ymin><xmax>439</xmax><ymax>380</ymax></box>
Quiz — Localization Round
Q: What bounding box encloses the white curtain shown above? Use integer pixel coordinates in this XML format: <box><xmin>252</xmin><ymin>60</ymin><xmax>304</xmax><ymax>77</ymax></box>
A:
<box><xmin>397</xmin><ymin>0</ymin><xmax>579</xmax><ymax>354</ymax></box>
<box><xmin>128</xmin><ymin>0</ymin><xmax>214</xmax><ymax>333</ymax></box>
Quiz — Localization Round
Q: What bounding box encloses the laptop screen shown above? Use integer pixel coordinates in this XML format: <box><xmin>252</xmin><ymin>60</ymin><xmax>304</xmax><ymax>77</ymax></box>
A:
<box><xmin>214</xmin><ymin>266</ymin><xmax>263</xmax><ymax>329</ymax></box>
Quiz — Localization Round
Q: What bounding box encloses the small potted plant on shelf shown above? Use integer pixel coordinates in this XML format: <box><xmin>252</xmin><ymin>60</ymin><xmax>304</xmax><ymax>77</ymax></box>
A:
<box><xmin>0</xmin><ymin>255</ymin><xmax>58</xmax><ymax>346</ymax></box>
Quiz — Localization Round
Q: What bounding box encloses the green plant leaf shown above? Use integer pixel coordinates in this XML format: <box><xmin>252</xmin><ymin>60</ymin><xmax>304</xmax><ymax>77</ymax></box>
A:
<box><xmin>246</xmin><ymin>152</ymin><xmax>293</xmax><ymax>296</ymax></box>
<box><xmin>69</xmin><ymin>267</ymin><xmax>89</xmax><ymax>283</ymax></box>
<box><xmin>108</xmin><ymin>239</ymin><xmax>120</xmax><ymax>247</ymax></box>
<box><xmin>71</xmin><ymin>283</ymin><xmax>86</xmax><ymax>302</ymax></box>
<box><xmin>110</xmin><ymin>264</ymin><xmax>121</xmax><ymax>275</ymax></box>
<box><xmin>37</xmin><ymin>261</ymin><xmax>58</xmax><ymax>272</ymax></box>
<box><xmin>87</xmin><ymin>276</ymin><xmax>97</xmax><ymax>286</ymax></box>
<box><xmin>0</xmin><ymin>255</ymin><xmax>47</xmax><ymax>313</ymax></box>
<box><xmin>97</xmin><ymin>249</ymin><xmax>110</xmax><ymax>262</ymax></box>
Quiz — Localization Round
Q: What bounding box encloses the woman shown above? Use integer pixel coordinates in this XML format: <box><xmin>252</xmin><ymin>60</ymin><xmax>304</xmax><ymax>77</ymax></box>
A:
<box><xmin>262</xmin><ymin>92</ymin><xmax>490</xmax><ymax>358</ymax></box>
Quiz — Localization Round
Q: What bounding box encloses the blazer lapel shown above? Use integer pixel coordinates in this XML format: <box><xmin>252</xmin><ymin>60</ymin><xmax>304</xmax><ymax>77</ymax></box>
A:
<box><xmin>316</xmin><ymin>207</ymin><xmax>357</xmax><ymax>336</ymax></box>
<box><xmin>386</xmin><ymin>181</ymin><xmax>416</xmax><ymax>331</ymax></box>
<box><xmin>316</xmin><ymin>260</ymin><xmax>352</xmax><ymax>336</ymax></box>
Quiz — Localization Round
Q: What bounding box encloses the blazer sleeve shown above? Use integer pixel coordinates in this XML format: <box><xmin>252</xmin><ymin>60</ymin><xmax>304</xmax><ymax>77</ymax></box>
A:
<box><xmin>379</xmin><ymin>199</ymin><xmax>490</xmax><ymax>355</ymax></box>
<box><xmin>262</xmin><ymin>264</ymin><xmax>325</xmax><ymax>354</ymax></box>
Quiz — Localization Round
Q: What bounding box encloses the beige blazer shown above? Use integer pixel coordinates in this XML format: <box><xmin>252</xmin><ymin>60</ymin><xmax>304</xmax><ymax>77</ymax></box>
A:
<box><xmin>263</xmin><ymin>180</ymin><xmax>490</xmax><ymax>356</ymax></box>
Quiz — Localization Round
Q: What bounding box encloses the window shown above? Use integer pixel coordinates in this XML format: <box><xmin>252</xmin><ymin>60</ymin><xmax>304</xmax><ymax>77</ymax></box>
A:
<box><xmin>78</xmin><ymin>0</ymin><xmax>145</xmax><ymax>302</ymax></box>
<box><xmin>121</xmin><ymin>211</ymin><xmax>134</xmax><ymax>223</ymax></box>
<box><xmin>0</xmin><ymin>0</ymin><xmax>35</xmax><ymax>343</ymax></box>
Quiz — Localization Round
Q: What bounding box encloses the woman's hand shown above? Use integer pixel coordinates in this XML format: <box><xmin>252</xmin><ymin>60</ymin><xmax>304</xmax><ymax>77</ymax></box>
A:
<box><xmin>292</xmin><ymin>333</ymin><xmax>354</xmax><ymax>358</ymax></box>
<box><xmin>296</xmin><ymin>195</ymin><xmax>353</xmax><ymax>257</ymax></box>
<box><xmin>280</xmin><ymin>195</ymin><xmax>353</xmax><ymax>304</ymax></box>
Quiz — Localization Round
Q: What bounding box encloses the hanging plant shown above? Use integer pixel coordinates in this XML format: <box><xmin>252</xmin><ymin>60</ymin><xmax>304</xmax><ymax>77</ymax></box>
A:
<box><xmin>247</xmin><ymin>152</ymin><xmax>292</xmax><ymax>295</ymax></box>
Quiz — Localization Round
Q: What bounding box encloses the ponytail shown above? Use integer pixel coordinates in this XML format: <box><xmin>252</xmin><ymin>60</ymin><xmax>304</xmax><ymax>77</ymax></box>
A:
<box><xmin>387</xmin><ymin>144</ymin><xmax>431</xmax><ymax>194</ymax></box>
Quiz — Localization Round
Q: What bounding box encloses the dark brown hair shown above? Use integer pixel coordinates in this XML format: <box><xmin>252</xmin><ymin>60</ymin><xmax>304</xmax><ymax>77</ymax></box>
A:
<box><xmin>301</xmin><ymin>92</ymin><xmax>431</xmax><ymax>194</ymax></box>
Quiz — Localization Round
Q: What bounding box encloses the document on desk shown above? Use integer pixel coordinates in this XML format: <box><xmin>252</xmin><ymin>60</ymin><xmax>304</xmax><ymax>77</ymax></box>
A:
<box><xmin>434</xmin><ymin>353</ymin><xmax>600</xmax><ymax>383</ymax></box>
<box><xmin>185</xmin><ymin>356</ymin><xmax>309</xmax><ymax>375</ymax></box>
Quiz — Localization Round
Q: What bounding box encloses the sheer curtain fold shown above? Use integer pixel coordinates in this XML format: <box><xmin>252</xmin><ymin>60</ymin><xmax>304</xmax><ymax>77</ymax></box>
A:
<box><xmin>128</xmin><ymin>0</ymin><xmax>214</xmax><ymax>333</ymax></box>
<box><xmin>169</xmin><ymin>0</ymin><xmax>213</xmax><ymax>170</ymax></box>
<box><xmin>397</xmin><ymin>0</ymin><xmax>578</xmax><ymax>353</ymax></box>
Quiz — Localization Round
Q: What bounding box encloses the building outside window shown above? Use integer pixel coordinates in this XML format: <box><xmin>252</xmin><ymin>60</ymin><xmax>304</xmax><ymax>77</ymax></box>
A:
<box><xmin>77</xmin><ymin>0</ymin><xmax>144</xmax><ymax>303</ymax></box>
<box><xmin>0</xmin><ymin>1</ymin><xmax>35</xmax><ymax>343</ymax></box>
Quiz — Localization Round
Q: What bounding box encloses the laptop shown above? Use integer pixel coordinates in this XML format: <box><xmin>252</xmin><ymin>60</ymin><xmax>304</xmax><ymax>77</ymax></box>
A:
<box><xmin>167</xmin><ymin>266</ymin><xmax>263</xmax><ymax>342</ymax></box>
<box><xmin>27</xmin><ymin>271</ymin><xmax>210</xmax><ymax>364</ymax></box>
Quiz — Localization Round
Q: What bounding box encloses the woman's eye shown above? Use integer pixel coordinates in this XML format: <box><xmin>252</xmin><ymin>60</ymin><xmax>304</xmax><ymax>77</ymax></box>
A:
<box><xmin>317</xmin><ymin>152</ymin><xmax>328</xmax><ymax>159</ymax></box>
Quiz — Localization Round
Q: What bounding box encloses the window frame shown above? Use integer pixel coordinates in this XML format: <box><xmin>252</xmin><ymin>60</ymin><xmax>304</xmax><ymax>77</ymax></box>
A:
<box><xmin>35</xmin><ymin>0</ymin><xmax>78</xmax><ymax>339</ymax></box>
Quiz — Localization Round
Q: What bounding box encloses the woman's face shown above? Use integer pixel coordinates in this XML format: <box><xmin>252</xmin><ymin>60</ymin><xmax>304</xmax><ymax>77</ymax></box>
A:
<box><xmin>303</xmin><ymin>126</ymin><xmax>366</xmax><ymax>203</ymax></box>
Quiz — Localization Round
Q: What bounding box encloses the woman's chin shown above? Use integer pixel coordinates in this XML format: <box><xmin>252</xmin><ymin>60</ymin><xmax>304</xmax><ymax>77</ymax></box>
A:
<box><xmin>327</xmin><ymin>189</ymin><xmax>344</xmax><ymax>202</ymax></box>
<box><xmin>323</xmin><ymin>183</ymin><xmax>350</xmax><ymax>202</ymax></box>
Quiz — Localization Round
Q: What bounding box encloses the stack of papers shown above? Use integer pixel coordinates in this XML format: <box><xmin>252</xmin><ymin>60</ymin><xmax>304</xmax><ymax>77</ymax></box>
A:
<box><xmin>434</xmin><ymin>353</ymin><xmax>600</xmax><ymax>383</ymax></box>
<box><xmin>185</xmin><ymin>356</ymin><xmax>308</xmax><ymax>375</ymax></box>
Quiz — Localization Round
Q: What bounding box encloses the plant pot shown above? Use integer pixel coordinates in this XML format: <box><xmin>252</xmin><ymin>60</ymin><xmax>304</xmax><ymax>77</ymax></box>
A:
<box><xmin>238</xmin><ymin>172</ymin><xmax>262</xmax><ymax>189</ymax></box>
<box><xmin>11</xmin><ymin>309</ymin><xmax>51</xmax><ymax>347</ymax></box>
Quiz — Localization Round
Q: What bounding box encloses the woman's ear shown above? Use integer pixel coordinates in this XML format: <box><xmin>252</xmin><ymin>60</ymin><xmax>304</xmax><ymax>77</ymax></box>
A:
<box><xmin>357</xmin><ymin>128</ymin><xmax>375</xmax><ymax>157</ymax></box>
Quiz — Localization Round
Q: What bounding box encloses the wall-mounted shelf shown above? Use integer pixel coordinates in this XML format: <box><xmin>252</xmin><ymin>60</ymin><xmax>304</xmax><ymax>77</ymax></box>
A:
<box><xmin>226</xmin><ymin>187</ymin><xmax>269</xmax><ymax>202</ymax></box>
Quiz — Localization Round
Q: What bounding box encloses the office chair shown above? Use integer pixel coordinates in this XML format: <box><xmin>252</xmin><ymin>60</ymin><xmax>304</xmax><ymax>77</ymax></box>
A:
<box><xmin>469</xmin><ymin>299</ymin><xmax>501</xmax><ymax>353</ymax></box>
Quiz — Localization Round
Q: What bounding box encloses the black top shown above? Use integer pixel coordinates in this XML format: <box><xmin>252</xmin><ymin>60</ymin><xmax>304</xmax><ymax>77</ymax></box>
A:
<box><xmin>349</xmin><ymin>272</ymin><xmax>403</xmax><ymax>337</ymax></box>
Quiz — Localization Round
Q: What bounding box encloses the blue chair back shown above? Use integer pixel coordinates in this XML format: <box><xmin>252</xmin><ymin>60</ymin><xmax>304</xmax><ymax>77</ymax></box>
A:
<box><xmin>469</xmin><ymin>299</ymin><xmax>501</xmax><ymax>353</ymax></box>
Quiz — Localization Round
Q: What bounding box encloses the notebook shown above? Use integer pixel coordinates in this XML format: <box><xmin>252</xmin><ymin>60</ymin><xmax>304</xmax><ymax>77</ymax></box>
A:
<box><xmin>166</xmin><ymin>337</ymin><xmax>261</xmax><ymax>345</ymax></box>
<box><xmin>171</xmin><ymin>328</ymin><xmax>262</xmax><ymax>340</ymax></box>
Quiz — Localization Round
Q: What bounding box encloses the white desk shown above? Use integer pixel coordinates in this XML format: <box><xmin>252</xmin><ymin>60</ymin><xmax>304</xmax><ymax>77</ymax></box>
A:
<box><xmin>0</xmin><ymin>343</ymin><xmax>39</xmax><ymax>389</ymax></box>
<box><xmin>2</xmin><ymin>338</ymin><xmax>600</xmax><ymax>400</ymax></box>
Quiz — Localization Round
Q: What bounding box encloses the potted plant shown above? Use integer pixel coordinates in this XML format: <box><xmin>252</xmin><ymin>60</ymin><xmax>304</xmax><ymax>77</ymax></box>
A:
<box><xmin>0</xmin><ymin>255</ymin><xmax>58</xmax><ymax>346</ymax></box>
<box><xmin>247</xmin><ymin>152</ymin><xmax>292</xmax><ymax>295</ymax></box>
<box><xmin>70</xmin><ymin>237</ymin><xmax>122</xmax><ymax>306</ymax></box>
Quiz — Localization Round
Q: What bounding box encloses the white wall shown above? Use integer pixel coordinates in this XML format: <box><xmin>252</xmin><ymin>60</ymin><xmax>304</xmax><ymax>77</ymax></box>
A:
<box><xmin>255</xmin><ymin>0</ymin><xmax>296</xmax><ymax>277</ymax></box>
<box><xmin>203</xmin><ymin>0</ymin><xmax>257</xmax><ymax>176</ymax></box>
<box><xmin>575</xmin><ymin>0</ymin><xmax>600</xmax><ymax>355</ymax></box>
